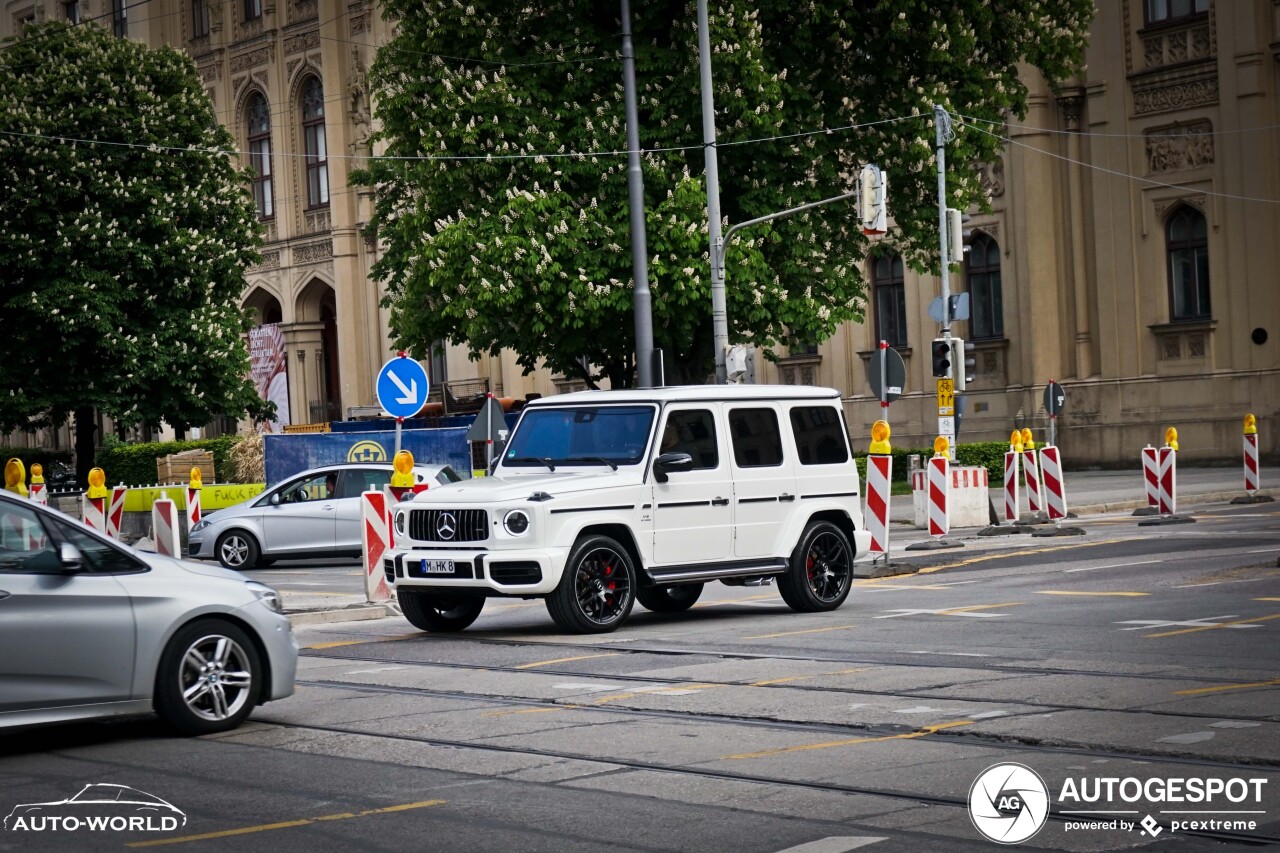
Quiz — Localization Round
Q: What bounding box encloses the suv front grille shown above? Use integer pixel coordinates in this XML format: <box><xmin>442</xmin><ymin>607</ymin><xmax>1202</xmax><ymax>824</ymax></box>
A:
<box><xmin>408</xmin><ymin>509</ymin><xmax>489</xmax><ymax>542</ymax></box>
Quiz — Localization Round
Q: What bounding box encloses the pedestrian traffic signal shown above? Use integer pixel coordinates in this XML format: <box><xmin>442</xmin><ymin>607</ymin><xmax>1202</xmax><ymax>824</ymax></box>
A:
<box><xmin>859</xmin><ymin>164</ymin><xmax>887</xmax><ymax>236</ymax></box>
<box><xmin>931</xmin><ymin>338</ymin><xmax>952</xmax><ymax>378</ymax></box>
<box><xmin>950</xmin><ymin>337</ymin><xmax>976</xmax><ymax>391</ymax></box>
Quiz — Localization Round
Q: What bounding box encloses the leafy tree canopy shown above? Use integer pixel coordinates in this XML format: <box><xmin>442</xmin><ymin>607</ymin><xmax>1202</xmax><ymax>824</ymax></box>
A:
<box><xmin>358</xmin><ymin>0</ymin><xmax>1092</xmax><ymax>387</ymax></box>
<box><xmin>0</xmin><ymin>21</ymin><xmax>272</xmax><ymax>443</ymax></box>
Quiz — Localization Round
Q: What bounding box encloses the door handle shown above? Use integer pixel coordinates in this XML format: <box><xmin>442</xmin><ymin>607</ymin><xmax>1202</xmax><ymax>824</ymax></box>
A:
<box><xmin>0</xmin><ymin>591</ymin><xmax>10</xmax><ymax>601</ymax></box>
<box><xmin>779</xmin><ymin>493</ymin><xmax>795</xmax><ymax>502</ymax></box>
<box><xmin>711</xmin><ymin>497</ymin><xmax>729</xmax><ymax>506</ymax></box>
<box><xmin>322</xmin><ymin>504</ymin><xmax>335</xmax><ymax>511</ymax></box>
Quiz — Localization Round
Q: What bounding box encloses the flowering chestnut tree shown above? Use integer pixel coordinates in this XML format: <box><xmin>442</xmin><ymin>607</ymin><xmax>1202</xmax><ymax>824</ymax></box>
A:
<box><xmin>358</xmin><ymin>0</ymin><xmax>1093</xmax><ymax>387</ymax></box>
<box><xmin>0</xmin><ymin>22</ymin><xmax>271</xmax><ymax>479</ymax></box>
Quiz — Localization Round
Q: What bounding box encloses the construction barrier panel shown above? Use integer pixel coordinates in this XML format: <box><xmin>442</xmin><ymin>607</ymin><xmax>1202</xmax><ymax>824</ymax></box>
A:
<box><xmin>865</xmin><ymin>454</ymin><xmax>892</xmax><ymax>555</ymax></box>
<box><xmin>1022</xmin><ymin>448</ymin><xmax>1043</xmax><ymax>515</ymax></box>
<box><xmin>82</xmin><ymin>496</ymin><xmax>106</xmax><ymax>532</ymax></box>
<box><xmin>362</xmin><ymin>489</ymin><xmax>392</xmax><ymax>602</ymax></box>
<box><xmin>1158</xmin><ymin>446</ymin><xmax>1177</xmax><ymax>516</ymax></box>
<box><xmin>105</xmin><ymin>486</ymin><xmax>126</xmax><ymax>540</ymax></box>
<box><xmin>912</xmin><ymin>466</ymin><xmax>988</xmax><ymax>529</ymax></box>
<box><xmin>1003</xmin><ymin>450</ymin><xmax>1020</xmax><ymax>523</ymax></box>
<box><xmin>1244</xmin><ymin>433</ymin><xmax>1259</xmax><ymax>496</ymax></box>
<box><xmin>927</xmin><ymin>455</ymin><xmax>950</xmax><ymax>537</ymax></box>
<box><xmin>152</xmin><ymin>495</ymin><xmax>181</xmax><ymax>557</ymax></box>
<box><xmin>1142</xmin><ymin>445</ymin><xmax>1159</xmax><ymax>508</ymax></box>
<box><xmin>1039</xmin><ymin>446</ymin><xmax>1068</xmax><ymax>521</ymax></box>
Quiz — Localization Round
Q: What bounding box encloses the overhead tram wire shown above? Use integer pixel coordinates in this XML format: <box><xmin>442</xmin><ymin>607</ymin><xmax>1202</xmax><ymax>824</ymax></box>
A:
<box><xmin>957</xmin><ymin>111</ymin><xmax>1280</xmax><ymax>141</ymax></box>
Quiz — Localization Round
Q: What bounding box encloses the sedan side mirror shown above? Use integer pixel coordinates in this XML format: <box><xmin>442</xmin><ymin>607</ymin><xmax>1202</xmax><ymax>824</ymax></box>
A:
<box><xmin>59</xmin><ymin>542</ymin><xmax>84</xmax><ymax>573</ymax></box>
<box><xmin>652</xmin><ymin>451</ymin><xmax>693</xmax><ymax>484</ymax></box>
<box><xmin>270</xmin><ymin>493</ymin><xmax>281</xmax><ymax>506</ymax></box>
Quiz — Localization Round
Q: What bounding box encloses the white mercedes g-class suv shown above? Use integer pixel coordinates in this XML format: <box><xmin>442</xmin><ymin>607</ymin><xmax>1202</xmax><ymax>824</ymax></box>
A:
<box><xmin>385</xmin><ymin>385</ymin><xmax>871</xmax><ymax>634</ymax></box>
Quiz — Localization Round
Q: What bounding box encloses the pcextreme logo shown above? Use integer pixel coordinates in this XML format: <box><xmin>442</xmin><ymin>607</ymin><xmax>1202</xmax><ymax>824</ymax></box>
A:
<box><xmin>4</xmin><ymin>784</ymin><xmax>186</xmax><ymax>833</ymax></box>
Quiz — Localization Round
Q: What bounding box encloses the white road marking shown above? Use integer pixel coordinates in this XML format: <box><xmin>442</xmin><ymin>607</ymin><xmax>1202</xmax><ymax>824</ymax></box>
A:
<box><xmin>771</xmin><ymin>837</ymin><xmax>887</xmax><ymax>853</ymax></box>
<box><xmin>894</xmin><ymin>705</ymin><xmax>969</xmax><ymax>715</ymax></box>
<box><xmin>1157</xmin><ymin>731</ymin><xmax>1216</xmax><ymax>744</ymax></box>
<box><xmin>1116</xmin><ymin>616</ymin><xmax>1261</xmax><ymax>631</ymax></box>
<box><xmin>1209</xmin><ymin>721</ymin><xmax>1261</xmax><ymax>729</ymax></box>
<box><xmin>969</xmin><ymin>710</ymin><xmax>1009</xmax><ymax>719</ymax></box>
<box><xmin>345</xmin><ymin>666</ymin><xmax>408</xmax><ymax>675</ymax></box>
<box><xmin>1247</xmin><ymin>547</ymin><xmax>1280</xmax><ymax>554</ymax></box>
<box><xmin>905</xmin><ymin>650</ymin><xmax>992</xmax><ymax>657</ymax></box>
<box><xmin>877</xmin><ymin>608</ymin><xmax>1008</xmax><ymax>619</ymax></box>
<box><xmin>1066</xmin><ymin>559</ymin><xmax>1161</xmax><ymax>573</ymax></box>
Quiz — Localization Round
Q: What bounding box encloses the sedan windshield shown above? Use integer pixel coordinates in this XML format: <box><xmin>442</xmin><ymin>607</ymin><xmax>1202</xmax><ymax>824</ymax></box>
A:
<box><xmin>502</xmin><ymin>405</ymin><xmax>655</xmax><ymax>468</ymax></box>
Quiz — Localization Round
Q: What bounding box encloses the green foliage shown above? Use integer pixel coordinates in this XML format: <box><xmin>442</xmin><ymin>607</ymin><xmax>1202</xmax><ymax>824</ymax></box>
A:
<box><xmin>854</xmin><ymin>441</ymin><xmax>1009</xmax><ymax>485</ymax></box>
<box><xmin>94</xmin><ymin>435</ymin><xmax>242</xmax><ymax>487</ymax></box>
<box><xmin>357</xmin><ymin>0</ymin><xmax>1092</xmax><ymax>385</ymax></box>
<box><xmin>0</xmin><ymin>22</ymin><xmax>272</xmax><ymax>433</ymax></box>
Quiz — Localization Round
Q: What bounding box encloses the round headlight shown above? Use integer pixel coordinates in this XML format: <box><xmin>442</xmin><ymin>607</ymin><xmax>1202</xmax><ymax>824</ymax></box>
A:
<box><xmin>503</xmin><ymin>509</ymin><xmax>530</xmax><ymax>536</ymax></box>
<box><xmin>395</xmin><ymin>511</ymin><xmax>406</xmax><ymax>535</ymax></box>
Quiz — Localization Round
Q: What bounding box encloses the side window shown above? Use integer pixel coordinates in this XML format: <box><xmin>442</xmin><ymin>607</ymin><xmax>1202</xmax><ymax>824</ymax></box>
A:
<box><xmin>789</xmin><ymin>406</ymin><xmax>850</xmax><ymax>465</ymax></box>
<box><xmin>0</xmin><ymin>503</ymin><xmax>60</xmax><ymax>574</ymax></box>
<box><xmin>280</xmin><ymin>472</ymin><xmax>335</xmax><ymax>503</ymax></box>
<box><xmin>338</xmin><ymin>469</ymin><xmax>387</xmax><ymax>498</ymax></box>
<box><xmin>435</xmin><ymin>467</ymin><xmax>462</xmax><ymax>484</ymax></box>
<box><xmin>728</xmin><ymin>408</ymin><xmax>784</xmax><ymax>468</ymax></box>
<box><xmin>48</xmin><ymin>519</ymin><xmax>147</xmax><ymax>574</ymax></box>
<box><xmin>658</xmin><ymin>409</ymin><xmax>719</xmax><ymax>469</ymax></box>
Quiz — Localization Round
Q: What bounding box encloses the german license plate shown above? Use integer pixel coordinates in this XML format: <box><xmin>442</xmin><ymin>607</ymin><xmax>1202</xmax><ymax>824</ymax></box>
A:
<box><xmin>422</xmin><ymin>559</ymin><xmax>455</xmax><ymax>574</ymax></box>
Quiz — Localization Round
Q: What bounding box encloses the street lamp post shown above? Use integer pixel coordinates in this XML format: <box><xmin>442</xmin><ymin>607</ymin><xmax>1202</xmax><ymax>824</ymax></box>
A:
<box><xmin>621</xmin><ymin>0</ymin><xmax>655</xmax><ymax>388</ymax></box>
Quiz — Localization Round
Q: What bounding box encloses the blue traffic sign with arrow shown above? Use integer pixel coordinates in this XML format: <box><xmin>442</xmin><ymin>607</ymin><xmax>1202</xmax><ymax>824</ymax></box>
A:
<box><xmin>376</xmin><ymin>355</ymin><xmax>430</xmax><ymax>419</ymax></box>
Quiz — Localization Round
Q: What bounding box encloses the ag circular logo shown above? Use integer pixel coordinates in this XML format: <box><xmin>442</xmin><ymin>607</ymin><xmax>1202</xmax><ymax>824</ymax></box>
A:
<box><xmin>347</xmin><ymin>440</ymin><xmax>387</xmax><ymax>463</ymax></box>
<box><xmin>968</xmin><ymin>762</ymin><xmax>1050</xmax><ymax>844</ymax></box>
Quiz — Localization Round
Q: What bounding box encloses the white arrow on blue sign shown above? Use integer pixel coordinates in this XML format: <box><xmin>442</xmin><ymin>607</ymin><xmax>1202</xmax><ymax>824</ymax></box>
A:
<box><xmin>376</xmin><ymin>356</ymin><xmax>430</xmax><ymax>419</ymax></box>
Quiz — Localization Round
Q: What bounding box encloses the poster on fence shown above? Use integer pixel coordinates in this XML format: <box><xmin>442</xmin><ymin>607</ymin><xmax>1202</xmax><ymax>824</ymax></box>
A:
<box><xmin>248</xmin><ymin>324</ymin><xmax>290</xmax><ymax>433</ymax></box>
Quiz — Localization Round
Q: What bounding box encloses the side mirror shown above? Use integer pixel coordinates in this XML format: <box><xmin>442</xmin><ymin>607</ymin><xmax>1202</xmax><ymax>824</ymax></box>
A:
<box><xmin>59</xmin><ymin>542</ymin><xmax>84</xmax><ymax>573</ymax></box>
<box><xmin>652</xmin><ymin>452</ymin><xmax>693</xmax><ymax>484</ymax></box>
<box><xmin>270</xmin><ymin>493</ymin><xmax>281</xmax><ymax>506</ymax></box>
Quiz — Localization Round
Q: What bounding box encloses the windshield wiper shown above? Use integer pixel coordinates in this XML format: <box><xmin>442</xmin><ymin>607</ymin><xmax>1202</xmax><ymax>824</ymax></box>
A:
<box><xmin>564</xmin><ymin>457</ymin><xmax>619</xmax><ymax>471</ymax></box>
<box><xmin>505</xmin><ymin>457</ymin><xmax>556</xmax><ymax>471</ymax></box>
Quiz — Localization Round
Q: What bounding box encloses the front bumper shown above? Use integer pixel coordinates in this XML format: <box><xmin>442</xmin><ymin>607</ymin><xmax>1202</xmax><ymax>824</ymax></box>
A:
<box><xmin>387</xmin><ymin>546</ymin><xmax>569</xmax><ymax>596</ymax></box>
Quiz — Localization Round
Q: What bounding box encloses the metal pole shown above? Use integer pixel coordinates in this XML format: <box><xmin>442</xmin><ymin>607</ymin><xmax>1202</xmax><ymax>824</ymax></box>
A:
<box><xmin>394</xmin><ymin>418</ymin><xmax>403</xmax><ymax>456</ymax></box>
<box><xmin>879</xmin><ymin>340</ymin><xmax>888</xmax><ymax>410</ymax></box>
<box><xmin>620</xmin><ymin>0</ymin><xmax>654</xmax><ymax>388</ymax></box>
<box><xmin>698</xmin><ymin>0</ymin><xmax>728</xmax><ymax>383</ymax></box>
<box><xmin>484</xmin><ymin>392</ymin><xmax>494</xmax><ymax>473</ymax></box>
<box><xmin>934</xmin><ymin>104</ymin><xmax>951</xmax><ymax>339</ymax></box>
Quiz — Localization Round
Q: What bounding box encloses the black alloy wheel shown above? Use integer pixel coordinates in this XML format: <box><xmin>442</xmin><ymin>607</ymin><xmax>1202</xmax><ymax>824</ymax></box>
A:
<box><xmin>547</xmin><ymin>534</ymin><xmax>636</xmax><ymax>633</ymax></box>
<box><xmin>778</xmin><ymin>520</ymin><xmax>853</xmax><ymax>612</ymax></box>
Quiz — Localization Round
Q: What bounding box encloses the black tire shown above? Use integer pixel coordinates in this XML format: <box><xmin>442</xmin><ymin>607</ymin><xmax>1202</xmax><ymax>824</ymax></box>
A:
<box><xmin>215</xmin><ymin>530</ymin><xmax>260</xmax><ymax>570</ymax></box>
<box><xmin>255</xmin><ymin>558</ymin><xmax>277</xmax><ymax>567</ymax></box>
<box><xmin>636</xmin><ymin>582</ymin><xmax>703</xmax><ymax>613</ymax></box>
<box><xmin>777</xmin><ymin>520</ymin><xmax>854</xmax><ymax>613</ymax></box>
<box><xmin>398</xmin><ymin>588</ymin><xmax>485</xmax><ymax>632</ymax></box>
<box><xmin>154</xmin><ymin>618</ymin><xmax>262</xmax><ymax>736</ymax></box>
<box><xmin>546</xmin><ymin>535</ymin><xmax>636</xmax><ymax>633</ymax></box>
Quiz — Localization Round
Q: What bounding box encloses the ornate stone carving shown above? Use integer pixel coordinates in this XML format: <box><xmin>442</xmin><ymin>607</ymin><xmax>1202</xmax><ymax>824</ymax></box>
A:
<box><xmin>232</xmin><ymin>75</ymin><xmax>248</xmax><ymax>98</ymax></box>
<box><xmin>1153</xmin><ymin>196</ymin><xmax>1207</xmax><ymax>221</ymax></box>
<box><xmin>1145</xmin><ymin>121</ymin><xmax>1214</xmax><ymax>173</ymax></box>
<box><xmin>1144</xmin><ymin>35</ymin><xmax>1164</xmax><ymax>67</ymax></box>
<box><xmin>1142</xmin><ymin>22</ymin><xmax>1213</xmax><ymax>69</ymax></box>
<box><xmin>262</xmin><ymin>220</ymin><xmax>278</xmax><ymax>243</ymax></box>
<box><xmin>230</xmin><ymin>45</ymin><xmax>273</xmax><ymax>73</ymax></box>
<box><xmin>284</xmin><ymin>29</ymin><xmax>319</xmax><ymax>55</ymax></box>
<box><xmin>291</xmin><ymin>0</ymin><xmax>317</xmax><ymax>24</ymax></box>
<box><xmin>1058</xmin><ymin>94</ymin><xmax>1083</xmax><ymax>131</ymax></box>
<box><xmin>237</xmin><ymin>16</ymin><xmax>264</xmax><ymax>40</ymax></box>
<box><xmin>979</xmin><ymin>159</ymin><xmax>1005</xmax><ymax>198</ymax></box>
<box><xmin>1187</xmin><ymin>333</ymin><xmax>1205</xmax><ymax>357</ymax></box>
<box><xmin>286</xmin><ymin>58</ymin><xmax>302</xmax><ymax>78</ymax></box>
<box><xmin>248</xmin><ymin>250</ymin><xmax>281</xmax><ymax>273</ymax></box>
<box><xmin>198</xmin><ymin>60</ymin><xmax>222</xmax><ymax>83</ymax></box>
<box><xmin>1161</xmin><ymin>337</ymin><xmax>1181</xmax><ymax>360</ymax></box>
<box><xmin>351</xmin><ymin>11</ymin><xmax>370</xmax><ymax>34</ymax></box>
<box><xmin>1123</xmin><ymin>0</ymin><xmax>1133</xmax><ymax>72</ymax></box>
<box><xmin>190</xmin><ymin>35</ymin><xmax>210</xmax><ymax>52</ymax></box>
<box><xmin>294</xmin><ymin>241</ymin><xmax>333</xmax><ymax>264</ymax></box>
<box><xmin>251</xmin><ymin>70</ymin><xmax>268</xmax><ymax>88</ymax></box>
<box><xmin>304</xmin><ymin>209</ymin><xmax>331</xmax><ymax>234</ymax></box>
<box><xmin>205</xmin><ymin>87</ymin><xmax>216</xmax><ymax>109</ymax></box>
<box><xmin>982</xmin><ymin>352</ymin><xmax>998</xmax><ymax>375</ymax></box>
<box><xmin>348</xmin><ymin>49</ymin><xmax>372</xmax><ymax>154</ymax></box>
<box><xmin>1133</xmin><ymin>74</ymin><xmax>1218</xmax><ymax>116</ymax></box>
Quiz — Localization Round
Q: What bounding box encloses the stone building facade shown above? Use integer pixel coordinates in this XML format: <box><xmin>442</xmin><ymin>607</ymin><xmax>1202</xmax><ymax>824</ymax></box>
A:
<box><xmin>4</xmin><ymin>0</ymin><xmax>1277</xmax><ymax>464</ymax></box>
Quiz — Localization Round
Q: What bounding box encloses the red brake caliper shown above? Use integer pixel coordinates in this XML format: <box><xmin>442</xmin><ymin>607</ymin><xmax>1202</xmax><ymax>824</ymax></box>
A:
<box><xmin>806</xmin><ymin>554</ymin><xmax>815</xmax><ymax>578</ymax></box>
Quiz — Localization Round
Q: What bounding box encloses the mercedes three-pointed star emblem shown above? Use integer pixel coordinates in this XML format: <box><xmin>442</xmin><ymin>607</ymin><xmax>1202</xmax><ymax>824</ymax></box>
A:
<box><xmin>436</xmin><ymin>512</ymin><xmax>457</xmax><ymax>540</ymax></box>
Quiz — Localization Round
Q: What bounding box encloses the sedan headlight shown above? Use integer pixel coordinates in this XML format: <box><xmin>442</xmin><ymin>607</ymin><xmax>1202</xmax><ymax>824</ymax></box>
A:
<box><xmin>190</xmin><ymin>519</ymin><xmax>211</xmax><ymax>534</ymax></box>
<box><xmin>395</xmin><ymin>511</ymin><xmax>406</xmax><ymax>536</ymax></box>
<box><xmin>503</xmin><ymin>509</ymin><xmax>531</xmax><ymax>537</ymax></box>
<box><xmin>246</xmin><ymin>581</ymin><xmax>284</xmax><ymax>614</ymax></box>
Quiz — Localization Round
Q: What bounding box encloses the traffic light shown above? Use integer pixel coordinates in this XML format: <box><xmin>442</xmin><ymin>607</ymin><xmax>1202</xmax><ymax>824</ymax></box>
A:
<box><xmin>931</xmin><ymin>338</ymin><xmax>952</xmax><ymax>378</ymax></box>
<box><xmin>950</xmin><ymin>337</ymin><xmax>976</xmax><ymax>391</ymax></box>
<box><xmin>859</xmin><ymin>164</ymin><xmax>887</xmax><ymax>236</ymax></box>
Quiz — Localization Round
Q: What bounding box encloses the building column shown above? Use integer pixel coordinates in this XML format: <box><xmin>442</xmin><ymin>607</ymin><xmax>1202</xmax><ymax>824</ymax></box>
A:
<box><xmin>1060</xmin><ymin>88</ymin><xmax>1095</xmax><ymax>379</ymax></box>
<box><xmin>280</xmin><ymin>321</ymin><xmax>325</xmax><ymax>425</ymax></box>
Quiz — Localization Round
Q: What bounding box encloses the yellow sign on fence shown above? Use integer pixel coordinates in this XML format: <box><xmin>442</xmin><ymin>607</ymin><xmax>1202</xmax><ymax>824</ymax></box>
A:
<box><xmin>122</xmin><ymin>483</ymin><xmax>265</xmax><ymax>512</ymax></box>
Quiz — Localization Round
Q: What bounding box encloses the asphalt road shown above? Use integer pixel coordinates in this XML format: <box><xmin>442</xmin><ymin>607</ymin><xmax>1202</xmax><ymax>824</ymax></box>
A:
<box><xmin>2</xmin><ymin>502</ymin><xmax>1278</xmax><ymax>852</ymax></box>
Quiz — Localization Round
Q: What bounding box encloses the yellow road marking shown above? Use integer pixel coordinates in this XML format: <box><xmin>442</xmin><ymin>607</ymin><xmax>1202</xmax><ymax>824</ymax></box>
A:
<box><xmin>1255</xmin><ymin>598</ymin><xmax>1280</xmax><ymax>602</ymax></box>
<box><xmin>693</xmin><ymin>592</ymin><xmax>779</xmax><ymax>608</ymax></box>
<box><xmin>304</xmin><ymin>633</ymin><xmax>422</xmax><ymax>650</ymax></box>
<box><xmin>750</xmin><ymin>667</ymin><xmax>869</xmax><ymax>686</ymax></box>
<box><xmin>744</xmin><ymin>625</ymin><xmax>858</xmax><ymax>640</ymax></box>
<box><xmin>936</xmin><ymin>602</ymin><xmax>1023</xmax><ymax>615</ymax></box>
<box><xmin>1174</xmin><ymin>678</ymin><xmax>1280</xmax><ymax>696</ymax></box>
<box><xmin>1147</xmin><ymin>613</ymin><xmax>1280</xmax><ymax>638</ymax></box>
<box><xmin>1036</xmin><ymin>590</ymin><xmax>1150</xmax><ymax>597</ymax></box>
<box><xmin>591</xmin><ymin>683</ymin><xmax>723</xmax><ymax>704</ymax></box>
<box><xmin>483</xmin><ymin>706</ymin><xmax>580</xmax><ymax>717</ymax></box>
<box><xmin>513</xmin><ymin>652</ymin><xmax>621</xmax><ymax>670</ymax></box>
<box><xmin>127</xmin><ymin>800</ymin><xmax>446</xmax><ymax>847</ymax></box>
<box><xmin>915</xmin><ymin>538</ymin><xmax>1136</xmax><ymax>575</ymax></box>
<box><xmin>724</xmin><ymin>720</ymin><xmax>973</xmax><ymax>760</ymax></box>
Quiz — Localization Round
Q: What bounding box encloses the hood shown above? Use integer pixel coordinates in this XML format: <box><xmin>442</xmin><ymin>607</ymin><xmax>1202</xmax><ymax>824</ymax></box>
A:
<box><xmin>408</xmin><ymin>469</ymin><xmax>640</xmax><ymax>505</ymax></box>
<box><xmin>146</xmin><ymin>552</ymin><xmax>247</xmax><ymax>583</ymax></box>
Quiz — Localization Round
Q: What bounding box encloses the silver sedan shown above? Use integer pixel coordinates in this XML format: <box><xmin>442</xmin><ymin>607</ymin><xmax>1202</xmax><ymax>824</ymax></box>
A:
<box><xmin>0</xmin><ymin>490</ymin><xmax>296</xmax><ymax>735</ymax></box>
<box><xmin>188</xmin><ymin>462</ymin><xmax>461</xmax><ymax>570</ymax></box>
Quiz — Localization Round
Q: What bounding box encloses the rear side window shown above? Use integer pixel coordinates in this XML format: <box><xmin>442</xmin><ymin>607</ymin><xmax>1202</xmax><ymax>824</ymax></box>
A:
<box><xmin>728</xmin><ymin>408</ymin><xmax>784</xmax><ymax>468</ymax></box>
<box><xmin>338</xmin><ymin>468</ymin><xmax>389</xmax><ymax>498</ymax></box>
<box><xmin>659</xmin><ymin>409</ymin><xmax>718</xmax><ymax>469</ymax></box>
<box><xmin>789</xmin><ymin>406</ymin><xmax>850</xmax><ymax>465</ymax></box>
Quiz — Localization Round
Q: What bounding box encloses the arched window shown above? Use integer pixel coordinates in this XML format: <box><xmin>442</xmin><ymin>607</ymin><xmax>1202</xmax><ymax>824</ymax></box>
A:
<box><xmin>966</xmin><ymin>233</ymin><xmax>1003</xmax><ymax>339</ymax></box>
<box><xmin>1166</xmin><ymin>206</ymin><xmax>1210</xmax><ymax>321</ymax></box>
<box><xmin>872</xmin><ymin>253</ymin><xmax>907</xmax><ymax>348</ymax></box>
<box><xmin>246</xmin><ymin>93</ymin><xmax>273</xmax><ymax>219</ymax></box>
<box><xmin>302</xmin><ymin>77</ymin><xmax>329</xmax><ymax>209</ymax></box>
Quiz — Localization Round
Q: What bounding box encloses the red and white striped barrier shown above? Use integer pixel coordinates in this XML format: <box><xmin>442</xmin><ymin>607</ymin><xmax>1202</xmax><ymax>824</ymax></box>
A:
<box><xmin>1003</xmin><ymin>450</ymin><xmax>1020</xmax><ymax>523</ymax></box>
<box><xmin>1140</xmin><ymin>445</ymin><xmax>1158</xmax><ymax>509</ymax></box>
<box><xmin>927</xmin><ymin>455</ymin><xmax>950</xmax><ymax>537</ymax></box>
<box><xmin>1244</xmin><ymin>433</ymin><xmax>1260</xmax><ymax>496</ymax></box>
<box><xmin>152</xmin><ymin>494</ymin><xmax>181</xmax><ymax>557</ymax></box>
<box><xmin>82</xmin><ymin>495</ymin><xmax>106</xmax><ymax>532</ymax></box>
<box><xmin>187</xmin><ymin>485</ymin><xmax>202</xmax><ymax>533</ymax></box>
<box><xmin>362</xmin><ymin>490</ymin><xmax>392</xmax><ymax>602</ymax></box>
<box><xmin>865</xmin><ymin>454</ymin><xmax>892</xmax><ymax>555</ymax></box>
<box><xmin>1157</xmin><ymin>446</ymin><xmax>1177</xmax><ymax>516</ymax></box>
<box><xmin>105</xmin><ymin>486</ymin><xmax>126</xmax><ymax>540</ymax></box>
<box><xmin>1039</xmin><ymin>446</ymin><xmax>1068</xmax><ymax>521</ymax></box>
<box><xmin>28</xmin><ymin>481</ymin><xmax>46</xmax><ymax>507</ymax></box>
<box><xmin>1022</xmin><ymin>448</ymin><xmax>1043</xmax><ymax>515</ymax></box>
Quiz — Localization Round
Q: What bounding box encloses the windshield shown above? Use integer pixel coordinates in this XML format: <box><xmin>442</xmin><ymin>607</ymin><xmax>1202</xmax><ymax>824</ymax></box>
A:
<box><xmin>502</xmin><ymin>405</ymin><xmax>655</xmax><ymax>468</ymax></box>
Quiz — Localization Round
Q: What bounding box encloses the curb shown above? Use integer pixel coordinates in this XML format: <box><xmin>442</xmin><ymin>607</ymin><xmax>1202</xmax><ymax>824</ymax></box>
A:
<box><xmin>288</xmin><ymin>605</ymin><xmax>391</xmax><ymax>626</ymax></box>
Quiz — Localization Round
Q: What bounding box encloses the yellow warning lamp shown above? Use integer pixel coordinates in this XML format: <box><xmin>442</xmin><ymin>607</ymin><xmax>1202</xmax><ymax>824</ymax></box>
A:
<box><xmin>390</xmin><ymin>449</ymin><xmax>416</xmax><ymax>488</ymax></box>
<box><xmin>189</xmin><ymin>467</ymin><xmax>204</xmax><ymax>489</ymax></box>
<box><xmin>1164</xmin><ymin>426</ymin><xmax>1179</xmax><ymax>452</ymax></box>
<box><xmin>1010</xmin><ymin>430</ymin><xmax>1022</xmax><ymax>453</ymax></box>
<box><xmin>869</xmin><ymin>420</ymin><xmax>892</xmax><ymax>455</ymax></box>
<box><xmin>4</xmin><ymin>458</ymin><xmax>28</xmax><ymax>497</ymax></box>
<box><xmin>1020</xmin><ymin>428</ymin><xmax>1035</xmax><ymax>451</ymax></box>
<box><xmin>1244</xmin><ymin>414</ymin><xmax>1257</xmax><ymax>436</ymax></box>
<box><xmin>30</xmin><ymin>463</ymin><xmax>44</xmax><ymax>485</ymax></box>
<box><xmin>87</xmin><ymin>466</ymin><xmax>109</xmax><ymax>498</ymax></box>
<box><xmin>933</xmin><ymin>436</ymin><xmax>949</xmax><ymax>457</ymax></box>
